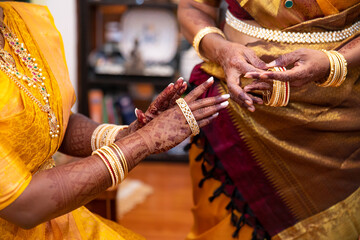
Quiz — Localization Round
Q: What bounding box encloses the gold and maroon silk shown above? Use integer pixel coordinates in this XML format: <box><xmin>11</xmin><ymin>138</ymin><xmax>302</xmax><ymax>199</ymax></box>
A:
<box><xmin>190</xmin><ymin>0</ymin><xmax>360</xmax><ymax>238</ymax></box>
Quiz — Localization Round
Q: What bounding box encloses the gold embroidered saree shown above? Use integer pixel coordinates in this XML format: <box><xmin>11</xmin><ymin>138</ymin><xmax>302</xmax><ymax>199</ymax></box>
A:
<box><xmin>0</xmin><ymin>2</ymin><xmax>142</xmax><ymax>239</ymax></box>
<box><xmin>188</xmin><ymin>0</ymin><xmax>360</xmax><ymax>239</ymax></box>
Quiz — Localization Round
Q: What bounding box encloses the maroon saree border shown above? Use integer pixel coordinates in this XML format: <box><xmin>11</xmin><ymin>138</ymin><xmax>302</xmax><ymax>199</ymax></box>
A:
<box><xmin>190</xmin><ymin>64</ymin><xmax>297</xmax><ymax>236</ymax></box>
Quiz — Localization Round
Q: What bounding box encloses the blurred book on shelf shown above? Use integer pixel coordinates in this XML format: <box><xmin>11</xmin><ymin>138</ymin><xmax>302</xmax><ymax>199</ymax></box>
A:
<box><xmin>88</xmin><ymin>89</ymin><xmax>104</xmax><ymax>123</ymax></box>
<box><xmin>88</xmin><ymin>89</ymin><xmax>137</xmax><ymax>125</ymax></box>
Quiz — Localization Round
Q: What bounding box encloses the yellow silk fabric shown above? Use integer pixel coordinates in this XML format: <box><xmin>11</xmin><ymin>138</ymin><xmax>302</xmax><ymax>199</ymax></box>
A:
<box><xmin>193</xmin><ymin>0</ymin><xmax>221</xmax><ymax>7</ymax></box>
<box><xmin>195</xmin><ymin>1</ymin><xmax>360</xmax><ymax>239</ymax></box>
<box><xmin>273</xmin><ymin>188</ymin><xmax>360</xmax><ymax>240</ymax></box>
<box><xmin>187</xmin><ymin>141</ymin><xmax>254</xmax><ymax>240</ymax></box>
<box><xmin>0</xmin><ymin>2</ymin><xmax>143</xmax><ymax>240</ymax></box>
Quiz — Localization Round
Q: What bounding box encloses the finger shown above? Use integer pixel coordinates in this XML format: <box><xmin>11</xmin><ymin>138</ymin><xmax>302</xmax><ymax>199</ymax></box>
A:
<box><xmin>226</xmin><ymin>69</ymin><xmax>253</xmax><ymax>105</ymax></box>
<box><xmin>248</xmin><ymin>94</ymin><xmax>263</xmax><ymax>105</ymax></box>
<box><xmin>189</xmin><ymin>94</ymin><xmax>230</xmax><ymax>110</ymax></box>
<box><xmin>170</xmin><ymin>81</ymin><xmax>188</xmax><ymax>106</ymax></box>
<box><xmin>244</xmin><ymin>81</ymin><xmax>272</xmax><ymax>92</ymax></box>
<box><xmin>266</xmin><ymin>51</ymin><xmax>300</xmax><ymax>68</ymax></box>
<box><xmin>146</xmin><ymin>82</ymin><xmax>175</xmax><ymax>117</ymax></box>
<box><xmin>197</xmin><ymin>112</ymin><xmax>219</xmax><ymax>128</ymax></box>
<box><xmin>135</xmin><ymin>108</ymin><xmax>147</xmax><ymax>126</ymax></box>
<box><xmin>192</xmin><ymin>101</ymin><xmax>229</xmax><ymax>121</ymax></box>
<box><xmin>256</xmin><ymin>66</ymin><xmax>306</xmax><ymax>82</ymax></box>
<box><xmin>184</xmin><ymin>76</ymin><xmax>214</xmax><ymax>102</ymax></box>
<box><xmin>245</xmin><ymin>51</ymin><xmax>267</xmax><ymax>70</ymax></box>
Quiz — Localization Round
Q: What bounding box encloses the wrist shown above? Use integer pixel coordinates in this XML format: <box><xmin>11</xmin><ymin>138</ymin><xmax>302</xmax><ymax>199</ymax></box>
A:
<box><xmin>201</xmin><ymin>33</ymin><xmax>228</xmax><ymax>63</ymax></box>
<box><xmin>115</xmin><ymin>130</ymin><xmax>153</xmax><ymax>171</ymax></box>
<box><xmin>193</xmin><ymin>26</ymin><xmax>226</xmax><ymax>62</ymax></box>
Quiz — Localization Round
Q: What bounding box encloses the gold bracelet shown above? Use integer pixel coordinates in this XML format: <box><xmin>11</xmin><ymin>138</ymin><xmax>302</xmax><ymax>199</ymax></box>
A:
<box><xmin>92</xmin><ymin>150</ymin><xmax>116</xmax><ymax>187</ymax></box>
<box><xmin>105</xmin><ymin>125</ymin><xmax>128</xmax><ymax>146</ymax></box>
<box><xmin>91</xmin><ymin>124</ymin><xmax>116</xmax><ymax>151</ymax></box>
<box><xmin>193</xmin><ymin>26</ymin><xmax>225</xmax><ymax>62</ymax></box>
<box><xmin>98</xmin><ymin>148</ymin><xmax>120</xmax><ymax>185</ymax></box>
<box><xmin>263</xmin><ymin>67</ymin><xmax>290</xmax><ymax>107</ymax></box>
<box><xmin>176</xmin><ymin>98</ymin><xmax>200</xmax><ymax>136</ymax></box>
<box><xmin>317</xmin><ymin>50</ymin><xmax>347</xmax><ymax>87</ymax></box>
<box><xmin>330</xmin><ymin>50</ymin><xmax>347</xmax><ymax>87</ymax></box>
<box><xmin>111</xmin><ymin>143</ymin><xmax>128</xmax><ymax>177</ymax></box>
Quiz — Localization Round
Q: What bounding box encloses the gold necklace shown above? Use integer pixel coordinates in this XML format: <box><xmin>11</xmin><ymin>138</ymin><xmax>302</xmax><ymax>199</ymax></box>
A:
<box><xmin>0</xmin><ymin>21</ymin><xmax>60</xmax><ymax>138</ymax></box>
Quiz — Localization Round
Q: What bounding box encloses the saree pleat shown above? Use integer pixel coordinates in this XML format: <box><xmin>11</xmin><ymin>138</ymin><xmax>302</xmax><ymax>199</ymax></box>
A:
<box><xmin>188</xmin><ymin>0</ymin><xmax>360</xmax><ymax>238</ymax></box>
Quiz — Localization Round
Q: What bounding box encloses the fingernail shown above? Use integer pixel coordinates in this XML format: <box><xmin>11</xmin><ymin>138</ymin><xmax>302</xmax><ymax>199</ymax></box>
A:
<box><xmin>220</xmin><ymin>101</ymin><xmax>229</xmax><ymax>107</ymax></box>
<box><xmin>177</xmin><ymin>77</ymin><xmax>184</xmax><ymax>81</ymax></box>
<box><xmin>221</xmin><ymin>94</ymin><xmax>230</xmax><ymax>99</ymax></box>
<box><xmin>248</xmin><ymin>106</ymin><xmax>255</xmax><ymax>112</ymax></box>
<box><xmin>168</xmin><ymin>83</ymin><xmax>174</xmax><ymax>87</ymax></box>
<box><xmin>206</xmin><ymin>76</ymin><xmax>214</xmax><ymax>83</ymax></box>
<box><xmin>266</xmin><ymin>61</ymin><xmax>276</xmax><ymax>68</ymax></box>
<box><xmin>260</xmin><ymin>74</ymin><xmax>269</xmax><ymax>79</ymax></box>
<box><xmin>244</xmin><ymin>73</ymin><xmax>251</xmax><ymax>78</ymax></box>
<box><xmin>212</xmin><ymin>112</ymin><xmax>219</xmax><ymax>118</ymax></box>
<box><xmin>245</xmin><ymin>100</ymin><xmax>252</xmax><ymax>105</ymax></box>
<box><xmin>134</xmin><ymin>108</ymin><xmax>139</xmax><ymax>117</ymax></box>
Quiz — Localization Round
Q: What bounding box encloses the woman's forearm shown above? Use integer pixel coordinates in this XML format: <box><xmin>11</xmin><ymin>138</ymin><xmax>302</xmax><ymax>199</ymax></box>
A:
<box><xmin>0</xmin><ymin>131</ymin><xmax>151</xmax><ymax>229</ymax></box>
<box><xmin>59</xmin><ymin>113</ymin><xmax>99</xmax><ymax>157</ymax></box>
<box><xmin>178</xmin><ymin>0</ymin><xmax>225</xmax><ymax>62</ymax></box>
<box><xmin>339</xmin><ymin>35</ymin><xmax>360</xmax><ymax>69</ymax></box>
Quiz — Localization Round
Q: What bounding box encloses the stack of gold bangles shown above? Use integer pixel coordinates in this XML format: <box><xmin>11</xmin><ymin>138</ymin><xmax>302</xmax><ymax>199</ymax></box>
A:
<box><xmin>91</xmin><ymin>124</ymin><xmax>128</xmax><ymax>151</ymax></box>
<box><xmin>263</xmin><ymin>67</ymin><xmax>290</xmax><ymax>107</ymax></box>
<box><xmin>92</xmin><ymin>143</ymin><xmax>128</xmax><ymax>187</ymax></box>
<box><xmin>317</xmin><ymin>50</ymin><xmax>347</xmax><ymax>87</ymax></box>
<box><xmin>176</xmin><ymin>98</ymin><xmax>200</xmax><ymax>136</ymax></box>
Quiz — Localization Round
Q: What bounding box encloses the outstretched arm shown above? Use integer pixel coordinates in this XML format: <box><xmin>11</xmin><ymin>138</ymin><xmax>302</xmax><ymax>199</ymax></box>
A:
<box><xmin>0</xmin><ymin>78</ymin><xmax>229</xmax><ymax>229</ymax></box>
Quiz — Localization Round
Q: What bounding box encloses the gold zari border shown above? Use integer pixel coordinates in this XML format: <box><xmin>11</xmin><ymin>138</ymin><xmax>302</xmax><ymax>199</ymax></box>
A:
<box><xmin>273</xmin><ymin>187</ymin><xmax>360</xmax><ymax>240</ymax></box>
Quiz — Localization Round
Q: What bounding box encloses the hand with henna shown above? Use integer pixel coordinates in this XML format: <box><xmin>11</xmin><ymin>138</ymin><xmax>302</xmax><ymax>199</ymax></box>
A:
<box><xmin>116</xmin><ymin>77</ymin><xmax>230</xmax><ymax>170</ymax></box>
<box><xmin>243</xmin><ymin>48</ymin><xmax>330</xmax><ymax>92</ymax></box>
<box><xmin>116</xmin><ymin>77</ymin><xmax>187</xmax><ymax>140</ymax></box>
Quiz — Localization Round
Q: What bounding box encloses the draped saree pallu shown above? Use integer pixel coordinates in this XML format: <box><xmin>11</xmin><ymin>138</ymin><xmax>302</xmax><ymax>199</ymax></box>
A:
<box><xmin>0</xmin><ymin>2</ymin><xmax>143</xmax><ymax>239</ymax></box>
<box><xmin>187</xmin><ymin>0</ymin><xmax>360</xmax><ymax>239</ymax></box>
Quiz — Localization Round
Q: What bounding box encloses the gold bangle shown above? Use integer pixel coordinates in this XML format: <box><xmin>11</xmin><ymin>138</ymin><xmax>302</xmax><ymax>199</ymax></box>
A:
<box><xmin>317</xmin><ymin>50</ymin><xmax>347</xmax><ymax>87</ymax></box>
<box><xmin>193</xmin><ymin>26</ymin><xmax>225</xmax><ymax>62</ymax></box>
<box><xmin>105</xmin><ymin>125</ymin><xmax>128</xmax><ymax>146</ymax></box>
<box><xmin>98</xmin><ymin>148</ymin><xmax>120</xmax><ymax>185</ymax></box>
<box><xmin>92</xmin><ymin>150</ymin><xmax>116</xmax><ymax>187</ymax></box>
<box><xmin>330</xmin><ymin>50</ymin><xmax>347</xmax><ymax>87</ymax></box>
<box><xmin>176</xmin><ymin>98</ymin><xmax>200</xmax><ymax>136</ymax></box>
<box><xmin>111</xmin><ymin>143</ymin><xmax>128</xmax><ymax>177</ymax></box>
<box><xmin>263</xmin><ymin>67</ymin><xmax>290</xmax><ymax>107</ymax></box>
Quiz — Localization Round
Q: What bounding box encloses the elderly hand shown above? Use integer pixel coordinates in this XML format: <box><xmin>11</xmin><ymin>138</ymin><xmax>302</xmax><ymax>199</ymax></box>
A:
<box><xmin>216</xmin><ymin>41</ymin><xmax>267</xmax><ymax>112</ymax></box>
<box><xmin>244</xmin><ymin>48</ymin><xmax>330</xmax><ymax>91</ymax></box>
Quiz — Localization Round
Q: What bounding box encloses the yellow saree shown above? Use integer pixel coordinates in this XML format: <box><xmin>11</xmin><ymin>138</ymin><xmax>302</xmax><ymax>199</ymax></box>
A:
<box><xmin>0</xmin><ymin>2</ymin><xmax>142</xmax><ymax>239</ymax></box>
<box><xmin>188</xmin><ymin>0</ymin><xmax>360</xmax><ymax>239</ymax></box>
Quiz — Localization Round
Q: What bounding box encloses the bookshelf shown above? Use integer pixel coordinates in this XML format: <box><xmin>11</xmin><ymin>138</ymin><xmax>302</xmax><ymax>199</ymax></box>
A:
<box><xmin>77</xmin><ymin>0</ymin><xmax>188</xmax><ymax>161</ymax></box>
